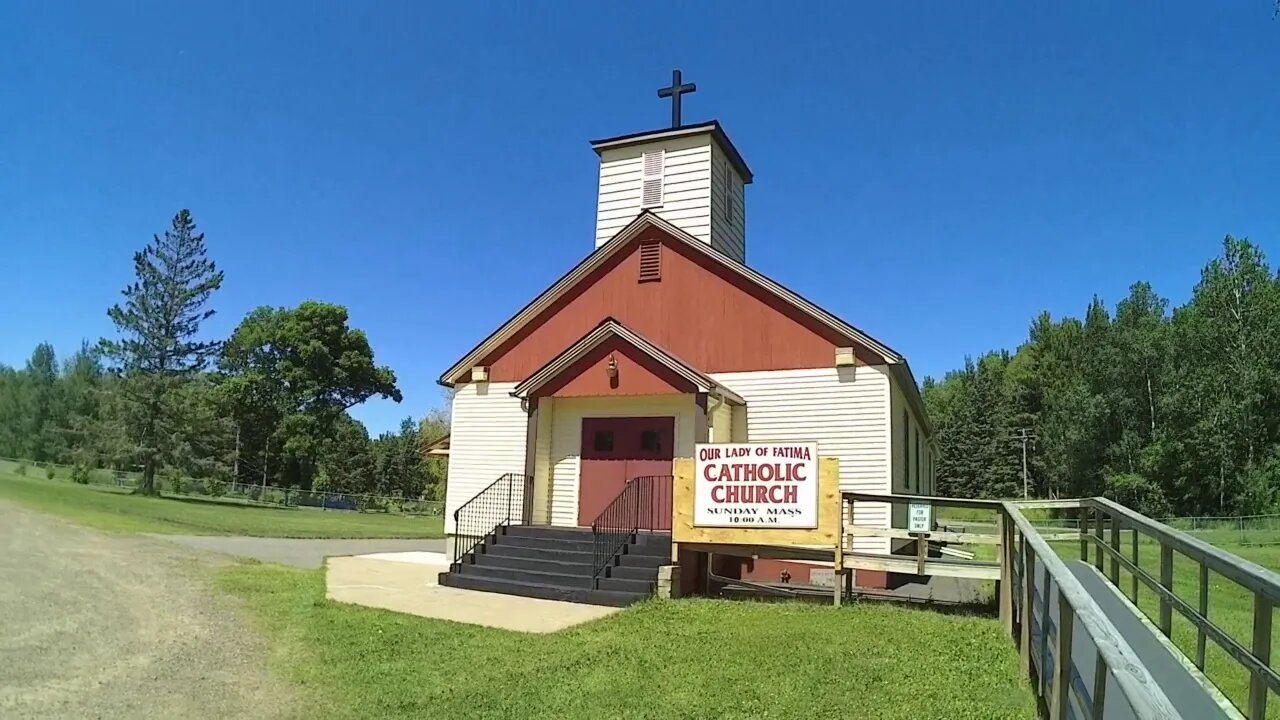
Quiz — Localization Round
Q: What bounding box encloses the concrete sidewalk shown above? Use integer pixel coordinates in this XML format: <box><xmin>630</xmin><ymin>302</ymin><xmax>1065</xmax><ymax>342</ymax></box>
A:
<box><xmin>324</xmin><ymin>553</ymin><xmax>620</xmax><ymax>633</ymax></box>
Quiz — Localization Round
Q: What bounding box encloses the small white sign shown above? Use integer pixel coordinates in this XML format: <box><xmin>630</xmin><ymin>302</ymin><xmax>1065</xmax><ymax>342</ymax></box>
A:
<box><xmin>694</xmin><ymin>442</ymin><xmax>818</xmax><ymax>528</ymax></box>
<box><xmin>809</xmin><ymin>568</ymin><xmax>836</xmax><ymax>588</ymax></box>
<box><xmin>908</xmin><ymin>501</ymin><xmax>933</xmax><ymax>534</ymax></box>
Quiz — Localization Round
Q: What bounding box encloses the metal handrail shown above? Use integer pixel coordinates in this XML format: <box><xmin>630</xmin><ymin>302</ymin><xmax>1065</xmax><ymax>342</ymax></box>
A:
<box><xmin>590</xmin><ymin>475</ymin><xmax>672</xmax><ymax>589</ymax></box>
<box><xmin>1003</xmin><ymin>502</ymin><xmax>1183</xmax><ymax>720</ymax></box>
<box><xmin>451</xmin><ymin>472</ymin><xmax>532</xmax><ymax>568</ymax></box>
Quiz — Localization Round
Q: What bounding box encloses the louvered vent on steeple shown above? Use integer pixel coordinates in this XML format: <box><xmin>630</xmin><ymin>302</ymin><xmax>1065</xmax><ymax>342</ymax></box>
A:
<box><xmin>640</xmin><ymin>150</ymin><xmax>664</xmax><ymax>208</ymax></box>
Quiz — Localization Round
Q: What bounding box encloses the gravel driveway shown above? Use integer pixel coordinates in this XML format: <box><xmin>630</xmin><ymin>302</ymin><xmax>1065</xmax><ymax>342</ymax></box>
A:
<box><xmin>0</xmin><ymin>502</ymin><xmax>294</xmax><ymax>719</ymax></box>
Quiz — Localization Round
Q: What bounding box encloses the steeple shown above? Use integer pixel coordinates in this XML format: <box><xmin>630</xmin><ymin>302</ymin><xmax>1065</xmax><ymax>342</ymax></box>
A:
<box><xmin>591</xmin><ymin>71</ymin><xmax>752</xmax><ymax>264</ymax></box>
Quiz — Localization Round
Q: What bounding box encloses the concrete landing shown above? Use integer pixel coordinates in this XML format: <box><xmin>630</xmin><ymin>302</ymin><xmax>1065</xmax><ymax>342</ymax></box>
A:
<box><xmin>324</xmin><ymin>552</ymin><xmax>620</xmax><ymax>633</ymax></box>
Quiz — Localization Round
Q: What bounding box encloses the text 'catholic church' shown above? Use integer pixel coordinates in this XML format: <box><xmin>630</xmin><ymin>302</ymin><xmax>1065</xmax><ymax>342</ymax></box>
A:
<box><xmin>436</xmin><ymin>72</ymin><xmax>936</xmax><ymax>606</ymax></box>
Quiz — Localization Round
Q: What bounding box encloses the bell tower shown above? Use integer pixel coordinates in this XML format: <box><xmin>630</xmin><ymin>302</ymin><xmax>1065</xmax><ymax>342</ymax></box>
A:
<box><xmin>590</xmin><ymin>70</ymin><xmax>753</xmax><ymax>264</ymax></box>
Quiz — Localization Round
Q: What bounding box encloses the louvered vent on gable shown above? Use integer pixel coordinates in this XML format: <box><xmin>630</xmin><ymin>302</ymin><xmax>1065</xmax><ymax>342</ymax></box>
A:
<box><xmin>638</xmin><ymin>241</ymin><xmax>661</xmax><ymax>282</ymax></box>
<box><xmin>640</xmin><ymin>150</ymin><xmax>664</xmax><ymax>208</ymax></box>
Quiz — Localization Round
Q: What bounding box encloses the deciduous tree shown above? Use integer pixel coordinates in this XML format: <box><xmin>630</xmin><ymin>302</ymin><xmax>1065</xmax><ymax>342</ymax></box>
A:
<box><xmin>219</xmin><ymin>301</ymin><xmax>401</xmax><ymax>487</ymax></box>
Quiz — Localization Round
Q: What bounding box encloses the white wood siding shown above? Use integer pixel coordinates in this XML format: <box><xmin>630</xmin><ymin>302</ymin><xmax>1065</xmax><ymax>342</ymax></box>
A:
<box><xmin>548</xmin><ymin>395</ymin><xmax>697</xmax><ymax>527</ymax></box>
<box><xmin>711</xmin><ymin>366</ymin><xmax>892</xmax><ymax>554</ymax></box>
<box><xmin>708</xmin><ymin>144</ymin><xmax>747</xmax><ymax>263</ymax></box>
<box><xmin>595</xmin><ymin>136</ymin><xmax>713</xmax><ymax>247</ymax></box>
<box><xmin>444</xmin><ymin>382</ymin><xmax>528</xmax><ymax>535</ymax></box>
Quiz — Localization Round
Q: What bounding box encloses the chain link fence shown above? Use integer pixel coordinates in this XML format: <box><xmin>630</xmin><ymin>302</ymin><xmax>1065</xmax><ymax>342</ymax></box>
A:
<box><xmin>939</xmin><ymin>507</ymin><xmax>1280</xmax><ymax>547</ymax></box>
<box><xmin>0</xmin><ymin>456</ymin><xmax>443</xmax><ymax>517</ymax></box>
<box><xmin>1009</xmin><ymin>515</ymin><xmax>1280</xmax><ymax>545</ymax></box>
<box><xmin>1158</xmin><ymin>514</ymin><xmax>1280</xmax><ymax>547</ymax></box>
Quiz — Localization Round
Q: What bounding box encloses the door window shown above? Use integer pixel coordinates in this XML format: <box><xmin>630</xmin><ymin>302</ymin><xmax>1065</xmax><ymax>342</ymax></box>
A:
<box><xmin>593</xmin><ymin>430</ymin><xmax>614</xmax><ymax>452</ymax></box>
<box><xmin>640</xmin><ymin>429</ymin><xmax>662</xmax><ymax>453</ymax></box>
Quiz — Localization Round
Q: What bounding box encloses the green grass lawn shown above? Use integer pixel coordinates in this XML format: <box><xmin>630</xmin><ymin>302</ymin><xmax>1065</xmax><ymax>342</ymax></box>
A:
<box><xmin>0</xmin><ymin>472</ymin><xmax>443</xmax><ymax>538</ymax></box>
<box><xmin>218</xmin><ymin>563</ymin><xmax>1036</xmax><ymax>720</ymax></box>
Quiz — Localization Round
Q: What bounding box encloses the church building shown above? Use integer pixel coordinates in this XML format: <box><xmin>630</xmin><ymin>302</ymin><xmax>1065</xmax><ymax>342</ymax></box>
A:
<box><xmin>438</xmin><ymin>73</ymin><xmax>935</xmax><ymax>605</ymax></box>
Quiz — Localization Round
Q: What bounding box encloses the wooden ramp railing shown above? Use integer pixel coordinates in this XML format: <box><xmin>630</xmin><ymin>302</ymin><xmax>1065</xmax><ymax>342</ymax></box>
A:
<box><xmin>1081</xmin><ymin>497</ymin><xmax>1279</xmax><ymax>719</ymax></box>
<box><xmin>1004</xmin><ymin>501</ymin><xmax>1183</xmax><ymax>720</ymax></box>
<box><xmin>841</xmin><ymin>492</ymin><xmax>1228</xmax><ymax>718</ymax></box>
<box><xmin>843</xmin><ymin>491</ymin><xmax>1003</xmax><ymax>581</ymax></box>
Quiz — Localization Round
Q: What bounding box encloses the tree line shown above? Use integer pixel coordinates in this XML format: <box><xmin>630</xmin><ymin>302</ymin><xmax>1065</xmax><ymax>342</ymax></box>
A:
<box><xmin>924</xmin><ymin>236</ymin><xmax>1280</xmax><ymax>517</ymax></box>
<box><xmin>0</xmin><ymin>210</ymin><xmax>447</xmax><ymax>500</ymax></box>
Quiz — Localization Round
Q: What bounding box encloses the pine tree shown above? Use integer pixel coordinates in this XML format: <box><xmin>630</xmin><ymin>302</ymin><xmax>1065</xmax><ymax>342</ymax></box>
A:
<box><xmin>52</xmin><ymin>342</ymin><xmax>104</xmax><ymax>464</ymax></box>
<box><xmin>24</xmin><ymin>343</ymin><xmax>60</xmax><ymax>462</ymax></box>
<box><xmin>101</xmin><ymin>210</ymin><xmax>223</xmax><ymax>495</ymax></box>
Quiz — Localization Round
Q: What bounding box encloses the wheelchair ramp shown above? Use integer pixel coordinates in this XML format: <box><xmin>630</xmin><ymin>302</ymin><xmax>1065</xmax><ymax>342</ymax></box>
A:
<box><xmin>1066</xmin><ymin>561</ymin><xmax>1230</xmax><ymax>717</ymax></box>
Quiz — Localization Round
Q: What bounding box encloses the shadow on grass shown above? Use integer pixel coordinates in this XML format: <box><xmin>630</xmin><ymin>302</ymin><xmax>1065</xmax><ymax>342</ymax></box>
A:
<box><xmin>716</xmin><ymin>586</ymin><xmax>1000</xmax><ymax>618</ymax></box>
<box><xmin>860</xmin><ymin>595</ymin><xmax>999</xmax><ymax>619</ymax></box>
<box><xmin>158</xmin><ymin>494</ymin><xmax>301</xmax><ymax>512</ymax></box>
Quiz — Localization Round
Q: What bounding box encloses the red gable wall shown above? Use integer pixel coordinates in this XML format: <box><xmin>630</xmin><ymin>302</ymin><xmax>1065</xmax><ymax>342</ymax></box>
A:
<box><xmin>479</xmin><ymin>226</ymin><xmax>850</xmax><ymax>383</ymax></box>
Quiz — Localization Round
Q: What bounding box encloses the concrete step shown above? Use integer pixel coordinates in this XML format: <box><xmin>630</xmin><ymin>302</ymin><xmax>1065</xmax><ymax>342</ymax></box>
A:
<box><xmin>482</xmin><ymin>543</ymin><xmax>593</xmax><ymax>563</ymax></box>
<box><xmin>456</xmin><ymin>564</ymin><xmax>655</xmax><ymax>595</ymax></box>
<box><xmin>491</xmin><ymin>534</ymin><xmax>596</xmax><ymax>552</ymax></box>
<box><xmin>631</xmin><ymin>533</ymin><xmax>673</xmax><ymax>551</ymax></box>
<box><xmin>597</xmin><ymin>576</ymin><xmax>654</xmax><ymax>594</ymax></box>
<box><xmin>459</xmin><ymin>564</ymin><xmax>594</xmax><ymax>589</ymax></box>
<box><xmin>616</xmin><ymin>549</ymin><xmax>670</xmax><ymax>568</ymax></box>
<box><xmin>606</xmin><ymin>564</ymin><xmax>661</xmax><ymax>582</ymax></box>
<box><xmin>440</xmin><ymin>572</ymin><xmax>646</xmax><ymax>608</ymax></box>
<box><xmin>502</xmin><ymin>525</ymin><xmax>593</xmax><ymax>541</ymax></box>
<box><xmin>472</xmin><ymin>553</ymin><xmax>592</xmax><ymax>575</ymax></box>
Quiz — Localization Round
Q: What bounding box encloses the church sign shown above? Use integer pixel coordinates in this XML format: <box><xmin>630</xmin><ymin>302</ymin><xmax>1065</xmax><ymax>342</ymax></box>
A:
<box><xmin>693</xmin><ymin>443</ymin><xmax>819</xmax><ymax>528</ymax></box>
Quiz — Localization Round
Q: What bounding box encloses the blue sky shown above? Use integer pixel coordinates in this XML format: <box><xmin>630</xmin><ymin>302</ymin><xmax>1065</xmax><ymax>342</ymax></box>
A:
<box><xmin>2</xmin><ymin>2</ymin><xmax>1277</xmax><ymax>434</ymax></box>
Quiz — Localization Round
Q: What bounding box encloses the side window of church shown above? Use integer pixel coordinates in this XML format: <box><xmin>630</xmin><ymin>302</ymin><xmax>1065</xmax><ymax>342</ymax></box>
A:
<box><xmin>914</xmin><ymin>429</ymin><xmax>921</xmax><ymax>493</ymax></box>
<box><xmin>594</xmin><ymin>430</ymin><xmax>614</xmax><ymax>452</ymax></box>
<box><xmin>901</xmin><ymin>408</ymin><xmax>909</xmax><ymax>489</ymax></box>
<box><xmin>724</xmin><ymin>162</ymin><xmax>736</xmax><ymax>222</ymax></box>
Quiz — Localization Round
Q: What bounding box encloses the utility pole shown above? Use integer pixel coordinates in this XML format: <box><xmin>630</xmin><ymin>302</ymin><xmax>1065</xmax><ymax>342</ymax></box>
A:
<box><xmin>233</xmin><ymin>424</ymin><xmax>241</xmax><ymax>482</ymax></box>
<box><xmin>262</xmin><ymin>436</ymin><xmax>269</xmax><ymax>493</ymax></box>
<box><xmin>1014</xmin><ymin>428</ymin><xmax>1037</xmax><ymax>499</ymax></box>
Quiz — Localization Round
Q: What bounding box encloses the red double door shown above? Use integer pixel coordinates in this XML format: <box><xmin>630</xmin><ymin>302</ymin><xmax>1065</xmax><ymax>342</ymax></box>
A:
<box><xmin>577</xmin><ymin>416</ymin><xmax>674</xmax><ymax>529</ymax></box>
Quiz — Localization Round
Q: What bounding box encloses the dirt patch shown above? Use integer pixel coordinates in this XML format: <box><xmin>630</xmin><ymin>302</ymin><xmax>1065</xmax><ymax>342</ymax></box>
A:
<box><xmin>0</xmin><ymin>501</ymin><xmax>296</xmax><ymax>719</ymax></box>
